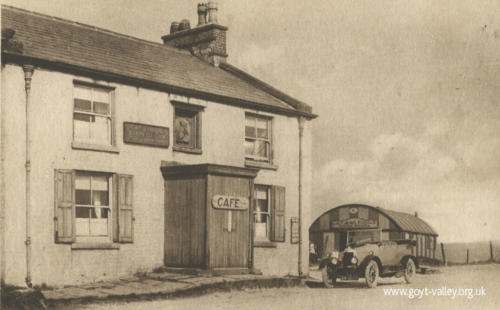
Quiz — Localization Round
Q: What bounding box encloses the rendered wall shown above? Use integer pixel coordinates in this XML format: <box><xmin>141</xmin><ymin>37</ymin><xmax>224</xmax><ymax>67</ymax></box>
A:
<box><xmin>1</xmin><ymin>63</ymin><xmax>312</xmax><ymax>286</ymax></box>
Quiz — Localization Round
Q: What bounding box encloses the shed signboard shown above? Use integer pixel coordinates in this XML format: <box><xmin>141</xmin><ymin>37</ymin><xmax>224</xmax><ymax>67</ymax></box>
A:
<box><xmin>211</xmin><ymin>195</ymin><xmax>249</xmax><ymax>211</ymax></box>
<box><xmin>332</xmin><ymin>218</ymin><xmax>378</xmax><ymax>229</ymax></box>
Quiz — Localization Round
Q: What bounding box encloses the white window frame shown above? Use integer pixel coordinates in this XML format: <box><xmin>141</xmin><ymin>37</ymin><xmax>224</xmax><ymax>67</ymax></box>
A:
<box><xmin>74</xmin><ymin>172</ymin><xmax>113</xmax><ymax>243</ymax></box>
<box><xmin>245</xmin><ymin>114</ymin><xmax>272</xmax><ymax>162</ymax></box>
<box><xmin>254</xmin><ymin>185</ymin><xmax>271</xmax><ymax>242</ymax></box>
<box><xmin>72</xmin><ymin>81</ymin><xmax>115</xmax><ymax>147</ymax></box>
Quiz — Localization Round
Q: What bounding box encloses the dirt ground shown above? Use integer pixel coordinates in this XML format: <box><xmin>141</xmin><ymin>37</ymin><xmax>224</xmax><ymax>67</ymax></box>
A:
<box><xmin>73</xmin><ymin>264</ymin><xmax>500</xmax><ymax>310</ymax></box>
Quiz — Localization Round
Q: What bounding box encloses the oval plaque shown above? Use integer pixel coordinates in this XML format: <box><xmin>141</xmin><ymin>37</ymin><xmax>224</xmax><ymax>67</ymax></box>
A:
<box><xmin>212</xmin><ymin>195</ymin><xmax>249</xmax><ymax>211</ymax></box>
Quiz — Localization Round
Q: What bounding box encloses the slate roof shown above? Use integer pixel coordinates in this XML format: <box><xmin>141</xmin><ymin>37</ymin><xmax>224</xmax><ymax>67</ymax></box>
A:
<box><xmin>378</xmin><ymin>207</ymin><xmax>438</xmax><ymax>236</ymax></box>
<box><xmin>1</xmin><ymin>5</ymin><xmax>314</xmax><ymax>117</ymax></box>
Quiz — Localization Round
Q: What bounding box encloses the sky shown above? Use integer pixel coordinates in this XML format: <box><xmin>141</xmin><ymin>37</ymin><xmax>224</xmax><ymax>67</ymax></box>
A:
<box><xmin>2</xmin><ymin>0</ymin><xmax>499</xmax><ymax>242</ymax></box>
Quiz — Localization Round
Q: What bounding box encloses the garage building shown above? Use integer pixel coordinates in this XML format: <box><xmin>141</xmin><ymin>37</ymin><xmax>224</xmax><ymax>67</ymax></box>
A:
<box><xmin>309</xmin><ymin>204</ymin><xmax>438</xmax><ymax>264</ymax></box>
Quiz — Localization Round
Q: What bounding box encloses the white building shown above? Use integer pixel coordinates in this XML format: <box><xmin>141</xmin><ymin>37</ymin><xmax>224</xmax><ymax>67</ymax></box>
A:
<box><xmin>0</xmin><ymin>3</ymin><xmax>316</xmax><ymax>287</ymax></box>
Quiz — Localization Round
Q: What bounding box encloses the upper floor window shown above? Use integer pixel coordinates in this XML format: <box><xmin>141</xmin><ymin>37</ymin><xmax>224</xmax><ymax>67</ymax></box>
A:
<box><xmin>245</xmin><ymin>114</ymin><xmax>272</xmax><ymax>162</ymax></box>
<box><xmin>73</xmin><ymin>83</ymin><xmax>113</xmax><ymax>146</ymax></box>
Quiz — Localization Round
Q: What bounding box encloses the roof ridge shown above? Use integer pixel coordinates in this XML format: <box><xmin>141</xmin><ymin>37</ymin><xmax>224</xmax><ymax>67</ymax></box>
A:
<box><xmin>1</xmin><ymin>4</ymin><xmax>191</xmax><ymax>56</ymax></box>
<box><xmin>379</xmin><ymin>207</ymin><xmax>414</xmax><ymax>216</ymax></box>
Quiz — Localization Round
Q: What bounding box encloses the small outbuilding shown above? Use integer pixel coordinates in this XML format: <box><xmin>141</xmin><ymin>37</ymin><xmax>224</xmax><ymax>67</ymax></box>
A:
<box><xmin>309</xmin><ymin>204</ymin><xmax>438</xmax><ymax>264</ymax></box>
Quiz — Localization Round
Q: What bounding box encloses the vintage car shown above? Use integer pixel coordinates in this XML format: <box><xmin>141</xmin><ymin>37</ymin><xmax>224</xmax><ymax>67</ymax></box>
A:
<box><xmin>320</xmin><ymin>239</ymin><xmax>418</xmax><ymax>288</ymax></box>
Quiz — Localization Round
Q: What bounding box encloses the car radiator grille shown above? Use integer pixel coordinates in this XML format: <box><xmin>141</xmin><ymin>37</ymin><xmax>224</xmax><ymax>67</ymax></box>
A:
<box><xmin>342</xmin><ymin>252</ymin><xmax>354</xmax><ymax>265</ymax></box>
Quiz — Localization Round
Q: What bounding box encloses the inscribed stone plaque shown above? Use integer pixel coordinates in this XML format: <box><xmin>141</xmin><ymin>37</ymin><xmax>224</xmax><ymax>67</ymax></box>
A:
<box><xmin>123</xmin><ymin>122</ymin><xmax>169</xmax><ymax>148</ymax></box>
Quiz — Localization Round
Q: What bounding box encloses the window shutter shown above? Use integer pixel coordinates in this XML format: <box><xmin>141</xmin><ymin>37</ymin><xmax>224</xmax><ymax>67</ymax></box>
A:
<box><xmin>54</xmin><ymin>169</ymin><xmax>75</xmax><ymax>243</ymax></box>
<box><xmin>117</xmin><ymin>174</ymin><xmax>134</xmax><ymax>243</ymax></box>
<box><xmin>271</xmin><ymin>186</ymin><xmax>286</xmax><ymax>242</ymax></box>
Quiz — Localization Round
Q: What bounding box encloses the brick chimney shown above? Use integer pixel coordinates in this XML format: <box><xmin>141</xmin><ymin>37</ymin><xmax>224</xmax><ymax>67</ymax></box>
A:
<box><xmin>162</xmin><ymin>2</ymin><xmax>228</xmax><ymax>66</ymax></box>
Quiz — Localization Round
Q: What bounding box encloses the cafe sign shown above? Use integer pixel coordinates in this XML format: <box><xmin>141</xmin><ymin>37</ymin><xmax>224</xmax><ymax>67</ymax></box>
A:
<box><xmin>212</xmin><ymin>195</ymin><xmax>249</xmax><ymax>211</ymax></box>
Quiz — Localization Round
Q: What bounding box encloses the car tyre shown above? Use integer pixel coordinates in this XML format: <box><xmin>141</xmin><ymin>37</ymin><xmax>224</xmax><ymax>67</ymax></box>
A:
<box><xmin>404</xmin><ymin>258</ymin><xmax>416</xmax><ymax>284</ymax></box>
<box><xmin>321</xmin><ymin>265</ymin><xmax>337</xmax><ymax>288</ymax></box>
<box><xmin>364</xmin><ymin>260</ymin><xmax>379</xmax><ymax>288</ymax></box>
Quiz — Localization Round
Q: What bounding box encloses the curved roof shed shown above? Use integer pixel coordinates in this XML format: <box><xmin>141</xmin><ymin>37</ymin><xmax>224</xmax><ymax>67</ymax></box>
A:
<box><xmin>377</xmin><ymin>207</ymin><xmax>437</xmax><ymax>236</ymax></box>
<box><xmin>310</xmin><ymin>204</ymin><xmax>438</xmax><ymax>237</ymax></box>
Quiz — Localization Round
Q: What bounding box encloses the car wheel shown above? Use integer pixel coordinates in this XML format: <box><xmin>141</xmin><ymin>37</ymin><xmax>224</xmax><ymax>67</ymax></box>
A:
<box><xmin>321</xmin><ymin>265</ymin><xmax>337</xmax><ymax>288</ymax></box>
<box><xmin>364</xmin><ymin>260</ymin><xmax>379</xmax><ymax>288</ymax></box>
<box><xmin>404</xmin><ymin>258</ymin><xmax>416</xmax><ymax>284</ymax></box>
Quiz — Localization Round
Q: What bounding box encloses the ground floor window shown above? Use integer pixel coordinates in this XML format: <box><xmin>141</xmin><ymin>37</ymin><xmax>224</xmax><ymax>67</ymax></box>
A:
<box><xmin>75</xmin><ymin>173</ymin><xmax>112</xmax><ymax>240</ymax></box>
<box><xmin>55</xmin><ymin>169</ymin><xmax>134</xmax><ymax>244</ymax></box>
<box><xmin>253</xmin><ymin>185</ymin><xmax>286</xmax><ymax>244</ymax></box>
<box><xmin>254</xmin><ymin>185</ymin><xmax>270</xmax><ymax>241</ymax></box>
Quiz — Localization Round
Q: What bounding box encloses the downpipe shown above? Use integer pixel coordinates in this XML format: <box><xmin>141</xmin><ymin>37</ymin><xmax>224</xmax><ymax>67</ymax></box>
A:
<box><xmin>298</xmin><ymin>116</ymin><xmax>305</xmax><ymax>277</ymax></box>
<box><xmin>23</xmin><ymin>64</ymin><xmax>35</xmax><ymax>288</ymax></box>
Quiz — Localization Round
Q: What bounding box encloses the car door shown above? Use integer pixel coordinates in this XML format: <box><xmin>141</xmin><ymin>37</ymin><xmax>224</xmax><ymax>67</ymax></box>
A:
<box><xmin>377</xmin><ymin>241</ymin><xmax>400</xmax><ymax>266</ymax></box>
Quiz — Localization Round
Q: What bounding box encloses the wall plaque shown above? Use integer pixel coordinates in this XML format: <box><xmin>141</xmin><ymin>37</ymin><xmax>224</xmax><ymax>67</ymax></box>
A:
<box><xmin>291</xmin><ymin>217</ymin><xmax>299</xmax><ymax>244</ymax></box>
<box><xmin>123</xmin><ymin>122</ymin><xmax>169</xmax><ymax>148</ymax></box>
<box><xmin>211</xmin><ymin>195</ymin><xmax>249</xmax><ymax>211</ymax></box>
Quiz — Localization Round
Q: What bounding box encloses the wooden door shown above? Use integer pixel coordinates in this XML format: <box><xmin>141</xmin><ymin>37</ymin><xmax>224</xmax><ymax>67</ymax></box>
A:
<box><xmin>206</xmin><ymin>175</ymin><xmax>250</xmax><ymax>269</ymax></box>
<box><xmin>164</xmin><ymin>176</ymin><xmax>206</xmax><ymax>267</ymax></box>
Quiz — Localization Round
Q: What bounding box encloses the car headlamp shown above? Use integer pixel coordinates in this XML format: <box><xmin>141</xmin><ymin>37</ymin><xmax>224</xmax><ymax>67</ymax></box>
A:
<box><xmin>351</xmin><ymin>257</ymin><xmax>358</xmax><ymax>264</ymax></box>
<box><xmin>331</xmin><ymin>257</ymin><xmax>338</xmax><ymax>265</ymax></box>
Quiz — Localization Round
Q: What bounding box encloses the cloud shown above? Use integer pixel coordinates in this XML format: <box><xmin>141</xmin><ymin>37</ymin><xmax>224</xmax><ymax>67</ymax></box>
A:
<box><xmin>312</xmin><ymin>129</ymin><xmax>500</xmax><ymax>242</ymax></box>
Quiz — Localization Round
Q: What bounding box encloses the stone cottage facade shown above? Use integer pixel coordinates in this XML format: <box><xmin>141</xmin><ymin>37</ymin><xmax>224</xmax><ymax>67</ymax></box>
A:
<box><xmin>0</xmin><ymin>3</ymin><xmax>316</xmax><ymax>287</ymax></box>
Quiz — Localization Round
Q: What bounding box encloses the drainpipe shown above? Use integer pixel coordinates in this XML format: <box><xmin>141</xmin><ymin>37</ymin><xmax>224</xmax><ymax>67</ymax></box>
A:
<box><xmin>1</xmin><ymin>64</ymin><xmax>4</xmax><ymax>310</ymax></box>
<box><xmin>298</xmin><ymin>116</ymin><xmax>305</xmax><ymax>277</ymax></box>
<box><xmin>23</xmin><ymin>64</ymin><xmax>35</xmax><ymax>287</ymax></box>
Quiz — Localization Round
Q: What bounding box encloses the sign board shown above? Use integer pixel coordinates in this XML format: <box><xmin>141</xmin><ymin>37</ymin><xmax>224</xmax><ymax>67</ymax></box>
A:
<box><xmin>123</xmin><ymin>122</ymin><xmax>169</xmax><ymax>148</ymax></box>
<box><xmin>211</xmin><ymin>195</ymin><xmax>249</xmax><ymax>211</ymax></box>
<box><xmin>332</xmin><ymin>218</ymin><xmax>378</xmax><ymax>229</ymax></box>
<box><xmin>291</xmin><ymin>217</ymin><xmax>299</xmax><ymax>244</ymax></box>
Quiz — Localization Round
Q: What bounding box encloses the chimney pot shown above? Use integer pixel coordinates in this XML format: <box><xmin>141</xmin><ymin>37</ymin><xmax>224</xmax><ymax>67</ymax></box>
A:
<box><xmin>170</xmin><ymin>21</ymin><xmax>180</xmax><ymax>34</ymax></box>
<box><xmin>197</xmin><ymin>3</ymin><xmax>207</xmax><ymax>26</ymax></box>
<box><xmin>178</xmin><ymin>19</ymin><xmax>191</xmax><ymax>31</ymax></box>
<box><xmin>207</xmin><ymin>1</ymin><xmax>218</xmax><ymax>24</ymax></box>
<box><xmin>162</xmin><ymin>3</ymin><xmax>227</xmax><ymax>66</ymax></box>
